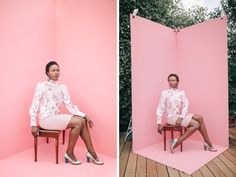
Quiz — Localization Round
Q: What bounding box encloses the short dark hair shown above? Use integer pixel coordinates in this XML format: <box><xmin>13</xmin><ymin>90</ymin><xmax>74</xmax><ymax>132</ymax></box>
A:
<box><xmin>45</xmin><ymin>61</ymin><xmax>59</xmax><ymax>76</ymax></box>
<box><xmin>168</xmin><ymin>73</ymin><xmax>179</xmax><ymax>82</ymax></box>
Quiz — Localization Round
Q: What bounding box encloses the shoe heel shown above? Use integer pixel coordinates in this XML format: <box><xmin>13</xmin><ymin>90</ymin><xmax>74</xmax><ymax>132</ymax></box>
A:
<box><xmin>65</xmin><ymin>157</ymin><xmax>68</xmax><ymax>163</ymax></box>
<box><xmin>86</xmin><ymin>156</ymin><xmax>90</xmax><ymax>163</ymax></box>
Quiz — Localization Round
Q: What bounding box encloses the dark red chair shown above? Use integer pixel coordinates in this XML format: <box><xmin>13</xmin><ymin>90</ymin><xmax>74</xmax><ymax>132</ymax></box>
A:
<box><xmin>34</xmin><ymin>127</ymin><xmax>65</xmax><ymax>164</ymax></box>
<box><xmin>163</xmin><ymin>124</ymin><xmax>186</xmax><ymax>152</ymax></box>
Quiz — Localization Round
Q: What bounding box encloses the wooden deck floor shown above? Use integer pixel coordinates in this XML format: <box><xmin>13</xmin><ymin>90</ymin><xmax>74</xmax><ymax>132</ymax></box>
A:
<box><xmin>120</xmin><ymin>126</ymin><xmax>236</xmax><ymax>177</ymax></box>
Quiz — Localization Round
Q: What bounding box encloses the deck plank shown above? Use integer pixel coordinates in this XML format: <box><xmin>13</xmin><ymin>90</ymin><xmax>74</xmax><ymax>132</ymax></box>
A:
<box><xmin>136</xmin><ymin>155</ymin><xmax>147</xmax><ymax>177</ymax></box>
<box><xmin>156</xmin><ymin>162</ymin><xmax>169</xmax><ymax>177</ymax></box>
<box><xmin>212</xmin><ymin>157</ymin><xmax>235</xmax><ymax>177</ymax></box>
<box><xmin>218</xmin><ymin>153</ymin><xmax>236</xmax><ymax>174</ymax></box>
<box><xmin>120</xmin><ymin>140</ymin><xmax>132</xmax><ymax>177</ymax></box>
<box><xmin>167</xmin><ymin>167</ymin><xmax>180</xmax><ymax>177</ymax></box>
<box><xmin>206</xmin><ymin>160</ymin><xmax>226</xmax><ymax>177</ymax></box>
<box><xmin>199</xmin><ymin>166</ymin><xmax>214</xmax><ymax>177</ymax></box>
<box><xmin>147</xmin><ymin>159</ymin><xmax>158</xmax><ymax>177</ymax></box>
<box><xmin>191</xmin><ymin>170</ymin><xmax>204</xmax><ymax>177</ymax></box>
<box><xmin>124</xmin><ymin>150</ymin><xmax>138</xmax><ymax>177</ymax></box>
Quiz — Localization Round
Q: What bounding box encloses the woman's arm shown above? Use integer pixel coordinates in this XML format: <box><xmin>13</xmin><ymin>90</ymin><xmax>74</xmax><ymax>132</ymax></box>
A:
<box><xmin>156</xmin><ymin>91</ymin><xmax>167</xmax><ymax>125</ymax></box>
<box><xmin>179</xmin><ymin>91</ymin><xmax>189</xmax><ymax>118</ymax></box>
<box><xmin>29</xmin><ymin>83</ymin><xmax>43</xmax><ymax>127</ymax></box>
<box><xmin>61</xmin><ymin>84</ymin><xmax>86</xmax><ymax>118</ymax></box>
<box><xmin>156</xmin><ymin>91</ymin><xmax>167</xmax><ymax>134</ymax></box>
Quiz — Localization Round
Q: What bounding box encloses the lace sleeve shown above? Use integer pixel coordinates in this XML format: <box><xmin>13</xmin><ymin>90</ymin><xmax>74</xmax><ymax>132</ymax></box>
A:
<box><xmin>156</xmin><ymin>91</ymin><xmax>167</xmax><ymax>124</ymax></box>
<box><xmin>61</xmin><ymin>84</ymin><xmax>86</xmax><ymax>117</ymax></box>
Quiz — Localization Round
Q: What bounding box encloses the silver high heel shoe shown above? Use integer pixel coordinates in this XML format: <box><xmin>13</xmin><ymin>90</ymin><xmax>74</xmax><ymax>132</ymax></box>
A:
<box><xmin>170</xmin><ymin>138</ymin><xmax>178</xmax><ymax>153</ymax></box>
<box><xmin>64</xmin><ymin>153</ymin><xmax>82</xmax><ymax>165</ymax></box>
<box><xmin>203</xmin><ymin>142</ymin><xmax>217</xmax><ymax>152</ymax></box>
<box><xmin>86</xmin><ymin>152</ymin><xmax>104</xmax><ymax>165</ymax></box>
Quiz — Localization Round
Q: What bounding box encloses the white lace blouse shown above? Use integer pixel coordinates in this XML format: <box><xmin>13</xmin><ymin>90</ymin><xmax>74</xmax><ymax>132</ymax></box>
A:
<box><xmin>156</xmin><ymin>88</ymin><xmax>189</xmax><ymax>124</ymax></box>
<box><xmin>29</xmin><ymin>80</ymin><xmax>86</xmax><ymax>126</ymax></box>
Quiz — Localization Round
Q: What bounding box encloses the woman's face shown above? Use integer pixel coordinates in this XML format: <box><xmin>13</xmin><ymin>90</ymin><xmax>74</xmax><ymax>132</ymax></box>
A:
<box><xmin>47</xmin><ymin>64</ymin><xmax>60</xmax><ymax>81</ymax></box>
<box><xmin>168</xmin><ymin>76</ymin><xmax>178</xmax><ymax>88</ymax></box>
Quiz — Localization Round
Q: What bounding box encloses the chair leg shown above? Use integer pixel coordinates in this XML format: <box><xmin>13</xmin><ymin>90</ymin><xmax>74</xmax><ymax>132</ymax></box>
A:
<box><xmin>180</xmin><ymin>129</ymin><xmax>183</xmax><ymax>152</ymax></box>
<box><xmin>46</xmin><ymin>137</ymin><xmax>49</xmax><ymax>144</ymax></box>
<box><xmin>171</xmin><ymin>131</ymin><xmax>174</xmax><ymax>139</ymax></box>
<box><xmin>62</xmin><ymin>130</ymin><xmax>65</xmax><ymax>145</ymax></box>
<box><xmin>56</xmin><ymin>137</ymin><xmax>59</xmax><ymax>164</ymax></box>
<box><xmin>164</xmin><ymin>130</ymin><xmax>166</xmax><ymax>151</ymax></box>
<box><xmin>34</xmin><ymin>137</ymin><xmax>38</xmax><ymax>162</ymax></box>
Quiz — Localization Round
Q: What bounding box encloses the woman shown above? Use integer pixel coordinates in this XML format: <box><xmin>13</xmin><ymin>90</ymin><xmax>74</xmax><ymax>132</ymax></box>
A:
<box><xmin>156</xmin><ymin>73</ymin><xmax>217</xmax><ymax>153</ymax></box>
<box><xmin>30</xmin><ymin>61</ymin><xmax>104</xmax><ymax>165</ymax></box>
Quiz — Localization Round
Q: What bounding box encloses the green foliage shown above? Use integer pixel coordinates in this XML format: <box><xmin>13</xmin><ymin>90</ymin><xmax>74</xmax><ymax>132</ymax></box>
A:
<box><xmin>119</xmin><ymin>0</ymin><xmax>233</xmax><ymax>132</ymax></box>
<box><xmin>221</xmin><ymin>0</ymin><xmax>236</xmax><ymax>118</ymax></box>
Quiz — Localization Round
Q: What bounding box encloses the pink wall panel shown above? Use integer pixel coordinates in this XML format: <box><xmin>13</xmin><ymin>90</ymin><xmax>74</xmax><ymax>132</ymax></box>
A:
<box><xmin>0</xmin><ymin>0</ymin><xmax>56</xmax><ymax>159</ymax></box>
<box><xmin>55</xmin><ymin>0</ymin><xmax>116</xmax><ymax>157</ymax></box>
<box><xmin>177</xmin><ymin>17</ymin><xmax>228</xmax><ymax>146</ymax></box>
<box><xmin>131</xmin><ymin>16</ymin><xmax>177</xmax><ymax>151</ymax></box>
<box><xmin>131</xmin><ymin>16</ymin><xmax>228</xmax><ymax>152</ymax></box>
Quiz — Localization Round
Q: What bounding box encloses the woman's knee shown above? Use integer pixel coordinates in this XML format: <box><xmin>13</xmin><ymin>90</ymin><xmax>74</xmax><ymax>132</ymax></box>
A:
<box><xmin>193</xmin><ymin>114</ymin><xmax>203</xmax><ymax>123</ymax></box>
<box><xmin>70</xmin><ymin>116</ymin><xmax>85</xmax><ymax>128</ymax></box>
<box><xmin>189</xmin><ymin>119</ymin><xmax>200</xmax><ymax>129</ymax></box>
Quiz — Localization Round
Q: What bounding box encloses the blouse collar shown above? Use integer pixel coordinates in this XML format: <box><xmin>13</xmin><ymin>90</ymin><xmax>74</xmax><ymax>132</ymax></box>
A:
<box><xmin>47</xmin><ymin>79</ymin><xmax>58</xmax><ymax>84</ymax></box>
<box><xmin>169</xmin><ymin>87</ymin><xmax>178</xmax><ymax>91</ymax></box>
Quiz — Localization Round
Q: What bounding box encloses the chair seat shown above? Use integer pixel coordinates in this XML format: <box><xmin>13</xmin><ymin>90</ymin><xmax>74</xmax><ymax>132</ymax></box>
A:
<box><xmin>163</xmin><ymin>124</ymin><xmax>183</xmax><ymax>131</ymax></box>
<box><xmin>39</xmin><ymin>129</ymin><xmax>60</xmax><ymax>132</ymax></box>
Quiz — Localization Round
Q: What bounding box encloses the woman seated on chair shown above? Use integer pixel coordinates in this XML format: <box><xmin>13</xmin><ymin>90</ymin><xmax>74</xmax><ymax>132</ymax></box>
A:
<box><xmin>156</xmin><ymin>73</ymin><xmax>217</xmax><ymax>153</ymax></box>
<box><xmin>30</xmin><ymin>61</ymin><xmax>104</xmax><ymax>165</ymax></box>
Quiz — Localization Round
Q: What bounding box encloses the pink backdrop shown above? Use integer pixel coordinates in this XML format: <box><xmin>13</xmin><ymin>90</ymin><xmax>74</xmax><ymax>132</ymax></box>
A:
<box><xmin>177</xmin><ymin>17</ymin><xmax>228</xmax><ymax>145</ymax></box>
<box><xmin>0</xmin><ymin>0</ymin><xmax>55</xmax><ymax>160</ymax></box>
<box><xmin>55</xmin><ymin>0</ymin><xmax>116</xmax><ymax>157</ymax></box>
<box><xmin>0</xmin><ymin>0</ymin><xmax>116</xmax><ymax>159</ymax></box>
<box><xmin>131</xmin><ymin>16</ymin><xmax>228</xmax><ymax>152</ymax></box>
<box><xmin>131</xmin><ymin>15</ymin><xmax>177</xmax><ymax>150</ymax></box>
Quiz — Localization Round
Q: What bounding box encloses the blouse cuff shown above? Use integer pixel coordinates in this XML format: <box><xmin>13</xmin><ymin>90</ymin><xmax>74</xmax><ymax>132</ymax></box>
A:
<box><xmin>157</xmin><ymin>117</ymin><xmax>162</xmax><ymax>124</ymax></box>
<box><xmin>76</xmin><ymin>111</ymin><xmax>86</xmax><ymax>118</ymax></box>
<box><xmin>30</xmin><ymin>118</ymin><xmax>37</xmax><ymax>126</ymax></box>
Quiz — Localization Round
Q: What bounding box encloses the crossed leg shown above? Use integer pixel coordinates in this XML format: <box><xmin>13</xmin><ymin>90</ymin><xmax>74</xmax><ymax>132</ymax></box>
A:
<box><xmin>173</xmin><ymin>118</ymin><xmax>199</xmax><ymax>148</ymax></box>
<box><xmin>65</xmin><ymin>116</ymin><xmax>98</xmax><ymax>160</ymax></box>
<box><xmin>174</xmin><ymin>114</ymin><xmax>213</xmax><ymax>149</ymax></box>
<box><xmin>80</xmin><ymin>118</ymin><xmax>98</xmax><ymax>159</ymax></box>
<box><xmin>192</xmin><ymin>114</ymin><xmax>213</xmax><ymax>147</ymax></box>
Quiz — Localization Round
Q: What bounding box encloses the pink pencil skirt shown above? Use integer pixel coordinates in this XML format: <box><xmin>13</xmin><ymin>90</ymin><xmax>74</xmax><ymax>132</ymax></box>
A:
<box><xmin>167</xmin><ymin>113</ymin><xmax>194</xmax><ymax>127</ymax></box>
<box><xmin>39</xmin><ymin>114</ymin><xmax>74</xmax><ymax>130</ymax></box>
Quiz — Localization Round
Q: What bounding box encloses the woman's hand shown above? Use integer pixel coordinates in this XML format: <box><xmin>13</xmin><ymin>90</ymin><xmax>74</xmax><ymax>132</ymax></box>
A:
<box><xmin>31</xmin><ymin>126</ymin><xmax>39</xmax><ymax>137</ymax></box>
<box><xmin>85</xmin><ymin>116</ymin><xmax>93</xmax><ymax>128</ymax></box>
<box><xmin>157</xmin><ymin>124</ymin><xmax>163</xmax><ymax>134</ymax></box>
<box><xmin>176</xmin><ymin>117</ymin><xmax>183</xmax><ymax>126</ymax></box>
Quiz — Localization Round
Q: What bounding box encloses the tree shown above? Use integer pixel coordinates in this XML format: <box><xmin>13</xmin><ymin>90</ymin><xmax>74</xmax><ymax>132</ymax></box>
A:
<box><xmin>221</xmin><ymin>0</ymin><xmax>236</xmax><ymax>118</ymax></box>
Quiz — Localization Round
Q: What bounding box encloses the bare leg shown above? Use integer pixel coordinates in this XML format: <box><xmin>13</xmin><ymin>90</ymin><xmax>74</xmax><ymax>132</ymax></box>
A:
<box><xmin>65</xmin><ymin>116</ymin><xmax>84</xmax><ymax>160</ymax></box>
<box><xmin>174</xmin><ymin>119</ymin><xmax>200</xmax><ymax>148</ymax></box>
<box><xmin>80</xmin><ymin>119</ymin><xmax>99</xmax><ymax>159</ymax></box>
<box><xmin>192</xmin><ymin>114</ymin><xmax>212</xmax><ymax>147</ymax></box>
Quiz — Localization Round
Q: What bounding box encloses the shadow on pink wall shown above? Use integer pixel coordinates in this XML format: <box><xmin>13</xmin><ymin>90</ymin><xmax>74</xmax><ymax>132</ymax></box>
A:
<box><xmin>131</xmin><ymin>15</ymin><xmax>228</xmax><ymax>174</ymax></box>
<box><xmin>0</xmin><ymin>0</ymin><xmax>116</xmax><ymax>159</ymax></box>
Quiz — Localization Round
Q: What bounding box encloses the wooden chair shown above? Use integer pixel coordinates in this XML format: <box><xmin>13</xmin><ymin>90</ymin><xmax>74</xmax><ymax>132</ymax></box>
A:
<box><xmin>163</xmin><ymin>124</ymin><xmax>186</xmax><ymax>152</ymax></box>
<box><xmin>34</xmin><ymin>127</ymin><xmax>65</xmax><ymax>164</ymax></box>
